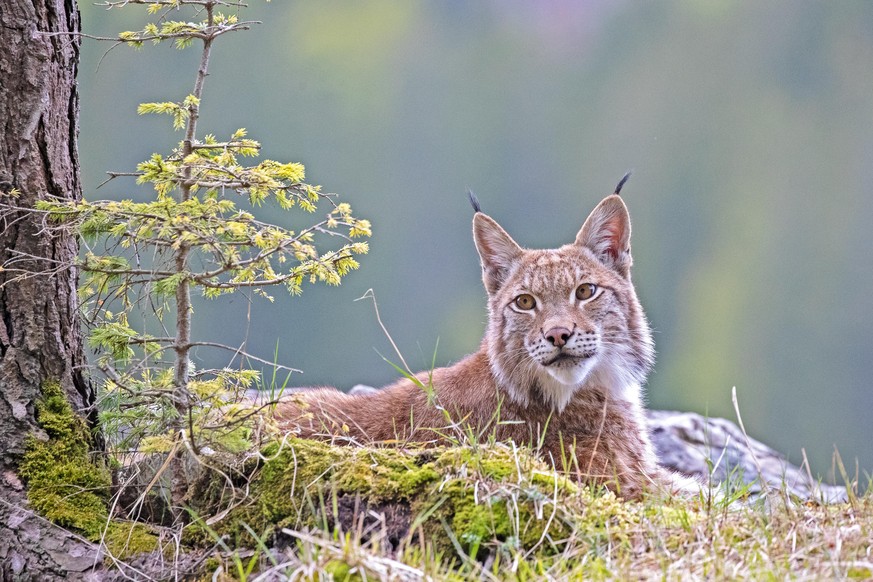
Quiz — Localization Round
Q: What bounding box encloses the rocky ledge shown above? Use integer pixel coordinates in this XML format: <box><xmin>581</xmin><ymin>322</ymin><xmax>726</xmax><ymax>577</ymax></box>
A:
<box><xmin>648</xmin><ymin>409</ymin><xmax>847</xmax><ymax>502</ymax></box>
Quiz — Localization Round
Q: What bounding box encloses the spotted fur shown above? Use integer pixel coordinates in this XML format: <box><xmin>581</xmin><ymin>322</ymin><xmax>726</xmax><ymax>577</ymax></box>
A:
<box><xmin>275</xmin><ymin>190</ymin><xmax>680</xmax><ymax>498</ymax></box>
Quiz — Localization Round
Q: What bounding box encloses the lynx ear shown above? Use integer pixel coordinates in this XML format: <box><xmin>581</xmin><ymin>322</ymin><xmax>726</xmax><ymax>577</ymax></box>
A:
<box><xmin>473</xmin><ymin>213</ymin><xmax>523</xmax><ymax>295</ymax></box>
<box><xmin>575</xmin><ymin>194</ymin><xmax>633</xmax><ymax>277</ymax></box>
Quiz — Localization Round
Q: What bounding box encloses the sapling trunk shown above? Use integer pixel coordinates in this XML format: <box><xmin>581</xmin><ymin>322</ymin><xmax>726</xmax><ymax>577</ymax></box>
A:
<box><xmin>170</xmin><ymin>3</ymin><xmax>215</xmax><ymax>515</ymax></box>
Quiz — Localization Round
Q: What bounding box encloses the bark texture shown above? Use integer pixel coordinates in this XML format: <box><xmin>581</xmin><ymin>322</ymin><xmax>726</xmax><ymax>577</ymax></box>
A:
<box><xmin>0</xmin><ymin>1</ymin><xmax>111</xmax><ymax>579</ymax></box>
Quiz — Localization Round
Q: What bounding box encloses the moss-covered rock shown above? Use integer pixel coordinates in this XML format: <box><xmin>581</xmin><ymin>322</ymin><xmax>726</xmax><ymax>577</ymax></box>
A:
<box><xmin>195</xmin><ymin>436</ymin><xmax>691</xmax><ymax>567</ymax></box>
<box><xmin>193</xmin><ymin>438</ymin><xmax>445</xmax><ymax>545</ymax></box>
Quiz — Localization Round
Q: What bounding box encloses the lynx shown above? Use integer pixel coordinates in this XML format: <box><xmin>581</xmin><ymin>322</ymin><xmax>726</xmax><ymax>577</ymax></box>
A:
<box><xmin>275</xmin><ymin>177</ymin><xmax>679</xmax><ymax>498</ymax></box>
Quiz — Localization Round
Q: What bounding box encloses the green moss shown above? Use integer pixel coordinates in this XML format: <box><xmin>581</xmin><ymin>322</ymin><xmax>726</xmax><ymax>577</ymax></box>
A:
<box><xmin>584</xmin><ymin>556</ymin><xmax>613</xmax><ymax>580</ymax></box>
<box><xmin>448</xmin><ymin>484</ymin><xmax>513</xmax><ymax>543</ymax></box>
<box><xmin>322</xmin><ymin>560</ymin><xmax>365</xmax><ymax>581</ymax></box>
<box><xmin>432</xmin><ymin>446</ymin><xmax>519</xmax><ymax>481</ymax></box>
<box><xmin>102</xmin><ymin>521</ymin><xmax>161</xmax><ymax>559</ymax></box>
<box><xmin>16</xmin><ymin>382</ymin><xmax>163</xmax><ymax>561</ymax></box>
<box><xmin>416</xmin><ymin>472</ymin><xmax>576</xmax><ymax>556</ymax></box>
<box><xmin>19</xmin><ymin>381</ymin><xmax>112</xmax><ymax>539</ymax></box>
<box><xmin>530</xmin><ymin>469</ymin><xmax>579</xmax><ymax>494</ymax></box>
<box><xmin>396</xmin><ymin>463</ymin><xmax>440</xmax><ymax>492</ymax></box>
<box><xmin>408</xmin><ymin>445</ymin><xmax>582</xmax><ymax>553</ymax></box>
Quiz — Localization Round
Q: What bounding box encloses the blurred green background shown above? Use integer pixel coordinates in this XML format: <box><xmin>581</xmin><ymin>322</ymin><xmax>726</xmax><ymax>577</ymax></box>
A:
<box><xmin>77</xmin><ymin>1</ymin><xmax>873</xmax><ymax>484</ymax></box>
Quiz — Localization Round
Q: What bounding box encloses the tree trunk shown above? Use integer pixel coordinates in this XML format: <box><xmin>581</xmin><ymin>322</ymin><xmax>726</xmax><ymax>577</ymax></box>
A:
<box><xmin>0</xmin><ymin>1</ymin><xmax>112</xmax><ymax>579</ymax></box>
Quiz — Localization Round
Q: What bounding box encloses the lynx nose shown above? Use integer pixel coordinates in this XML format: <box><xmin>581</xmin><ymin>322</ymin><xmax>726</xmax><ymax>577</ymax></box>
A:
<box><xmin>544</xmin><ymin>327</ymin><xmax>572</xmax><ymax>348</ymax></box>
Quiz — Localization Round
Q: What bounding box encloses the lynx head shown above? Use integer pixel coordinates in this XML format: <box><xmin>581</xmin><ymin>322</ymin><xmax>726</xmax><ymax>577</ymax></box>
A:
<box><xmin>472</xmin><ymin>183</ymin><xmax>654</xmax><ymax>412</ymax></box>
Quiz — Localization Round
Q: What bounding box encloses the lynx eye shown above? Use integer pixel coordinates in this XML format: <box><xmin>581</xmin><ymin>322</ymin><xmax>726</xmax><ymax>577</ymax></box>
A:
<box><xmin>514</xmin><ymin>294</ymin><xmax>536</xmax><ymax>311</ymax></box>
<box><xmin>576</xmin><ymin>283</ymin><xmax>597</xmax><ymax>301</ymax></box>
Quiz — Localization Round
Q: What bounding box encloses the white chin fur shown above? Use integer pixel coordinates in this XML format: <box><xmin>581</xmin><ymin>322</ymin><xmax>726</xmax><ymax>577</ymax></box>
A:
<box><xmin>545</xmin><ymin>358</ymin><xmax>595</xmax><ymax>386</ymax></box>
<box><xmin>538</xmin><ymin>358</ymin><xmax>597</xmax><ymax>412</ymax></box>
<box><xmin>536</xmin><ymin>356</ymin><xmax>644</xmax><ymax>413</ymax></box>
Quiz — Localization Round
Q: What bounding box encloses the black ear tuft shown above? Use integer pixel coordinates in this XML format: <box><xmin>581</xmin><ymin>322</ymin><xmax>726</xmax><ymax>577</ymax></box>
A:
<box><xmin>468</xmin><ymin>190</ymin><xmax>482</xmax><ymax>214</ymax></box>
<box><xmin>615</xmin><ymin>171</ymin><xmax>632</xmax><ymax>196</ymax></box>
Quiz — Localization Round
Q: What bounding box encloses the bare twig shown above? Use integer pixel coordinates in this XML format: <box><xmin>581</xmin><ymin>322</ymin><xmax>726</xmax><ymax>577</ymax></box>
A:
<box><xmin>186</xmin><ymin>341</ymin><xmax>302</xmax><ymax>373</ymax></box>
<box><xmin>354</xmin><ymin>288</ymin><xmax>412</xmax><ymax>375</ymax></box>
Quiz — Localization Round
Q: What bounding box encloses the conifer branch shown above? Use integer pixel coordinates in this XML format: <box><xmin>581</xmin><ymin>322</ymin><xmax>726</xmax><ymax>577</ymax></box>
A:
<box><xmin>38</xmin><ymin>23</ymin><xmax>257</xmax><ymax>43</ymax></box>
<box><xmin>190</xmin><ymin>141</ymin><xmax>260</xmax><ymax>151</ymax></box>
<box><xmin>97</xmin><ymin>0</ymin><xmax>248</xmax><ymax>8</ymax></box>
